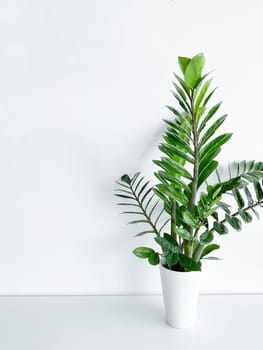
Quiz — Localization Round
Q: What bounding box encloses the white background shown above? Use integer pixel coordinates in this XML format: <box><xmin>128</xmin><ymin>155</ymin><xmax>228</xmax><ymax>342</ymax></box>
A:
<box><xmin>0</xmin><ymin>0</ymin><xmax>262</xmax><ymax>295</ymax></box>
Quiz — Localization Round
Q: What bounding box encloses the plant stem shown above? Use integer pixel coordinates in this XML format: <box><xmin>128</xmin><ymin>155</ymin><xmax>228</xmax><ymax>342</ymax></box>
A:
<box><xmin>184</xmin><ymin>88</ymin><xmax>199</xmax><ymax>257</ymax></box>
<box><xmin>193</xmin><ymin>243</ymin><xmax>205</xmax><ymax>262</ymax></box>
<box><xmin>189</xmin><ymin>88</ymin><xmax>199</xmax><ymax>214</ymax></box>
<box><xmin>171</xmin><ymin>200</ymin><xmax>177</xmax><ymax>240</ymax></box>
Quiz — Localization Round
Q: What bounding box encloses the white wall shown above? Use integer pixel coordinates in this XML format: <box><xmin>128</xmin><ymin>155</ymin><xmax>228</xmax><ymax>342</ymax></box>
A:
<box><xmin>0</xmin><ymin>0</ymin><xmax>262</xmax><ymax>294</ymax></box>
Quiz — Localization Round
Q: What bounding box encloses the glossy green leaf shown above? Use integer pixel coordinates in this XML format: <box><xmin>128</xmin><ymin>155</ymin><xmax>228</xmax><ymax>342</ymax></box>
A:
<box><xmin>166</xmin><ymin>252</ymin><xmax>179</xmax><ymax>267</ymax></box>
<box><xmin>154</xmin><ymin>157</ymin><xmax>192</xmax><ymax>180</ymax></box>
<box><xmin>184</xmin><ymin>53</ymin><xmax>205</xmax><ymax>88</ymax></box>
<box><xmin>166</xmin><ymin>105</ymin><xmax>181</xmax><ymax>117</ymax></box>
<box><xmin>148</xmin><ymin>251</ymin><xmax>160</xmax><ymax>265</ymax></box>
<box><xmin>199</xmin><ymin>116</ymin><xmax>227</xmax><ymax>148</ymax></box>
<box><xmin>173</xmin><ymin>73</ymin><xmax>191</xmax><ymax>97</ymax></box>
<box><xmin>171</xmin><ymin>90</ymin><xmax>190</xmax><ymax>113</ymax></box>
<box><xmin>158</xmin><ymin>144</ymin><xmax>194</xmax><ymax>164</ymax></box>
<box><xmin>217</xmin><ymin>201</ymin><xmax>231</xmax><ymax>214</ymax></box>
<box><xmin>182</xmin><ymin>210</ymin><xmax>199</xmax><ymax>228</ymax></box>
<box><xmin>175</xmin><ymin>228</ymin><xmax>192</xmax><ymax>240</ymax></box>
<box><xmin>200</xmin><ymin>133</ymin><xmax>233</xmax><ymax>160</ymax></box>
<box><xmin>254</xmin><ymin>182</ymin><xmax>263</xmax><ymax>201</ymax></box>
<box><xmin>238</xmin><ymin>209</ymin><xmax>253</xmax><ymax>223</ymax></box>
<box><xmin>251</xmin><ymin>207</ymin><xmax>260</xmax><ymax>219</ymax></box>
<box><xmin>195</xmin><ymin>78</ymin><xmax>212</xmax><ymax>111</ymax></box>
<box><xmin>172</xmin><ymin>82</ymin><xmax>189</xmax><ymax>106</ymax></box>
<box><xmin>121</xmin><ymin>174</ymin><xmax>131</xmax><ymax>184</ymax></box>
<box><xmin>178</xmin><ymin>254</ymin><xmax>201</xmax><ymax>271</ymax></box>
<box><xmin>225</xmin><ymin>214</ymin><xmax>242</xmax><ymax>231</ymax></box>
<box><xmin>200</xmin><ymin>244</ymin><xmax>220</xmax><ymax>258</ymax></box>
<box><xmin>154</xmin><ymin>234</ymin><xmax>179</xmax><ymax>253</ymax></box>
<box><xmin>135</xmin><ymin>230</ymin><xmax>155</xmax><ymax>237</ymax></box>
<box><xmin>163</xmin><ymin>119</ymin><xmax>192</xmax><ymax>140</ymax></box>
<box><xmin>178</xmin><ymin>56</ymin><xmax>191</xmax><ymax>74</ymax></box>
<box><xmin>232</xmin><ymin>189</ymin><xmax>245</xmax><ymax>208</ymax></box>
<box><xmin>200</xmin><ymin>231</ymin><xmax>214</xmax><ymax>244</ymax></box>
<box><xmin>199</xmin><ymin>148</ymin><xmax>221</xmax><ymax>175</ymax></box>
<box><xmin>198</xmin><ymin>103</ymin><xmax>223</xmax><ymax>133</ymax></box>
<box><xmin>213</xmin><ymin>221</ymin><xmax>228</xmax><ymax>235</ymax></box>
<box><xmin>203</xmin><ymin>87</ymin><xmax>217</xmax><ymax>106</ymax></box>
<box><xmin>155</xmin><ymin>171</ymin><xmax>191</xmax><ymax>193</ymax></box>
<box><xmin>164</xmin><ymin>133</ymin><xmax>194</xmax><ymax>156</ymax></box>
<box><xmin>197</xmin><ymin>160</ymin><xmax>219</xmax><ymax>189</ymax></box>
<box><xmin>244</xmin><ymin>186</ymin><xmax>254</xmax><ymax>206</ymax></box>
<box><xmin>133</xmin><ymin>247</ymin><xmax>154</xmax><ymax>258</ymax></box>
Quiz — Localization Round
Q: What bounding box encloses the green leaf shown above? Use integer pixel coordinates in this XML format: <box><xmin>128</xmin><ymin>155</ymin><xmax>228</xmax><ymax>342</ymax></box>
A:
<box><xmin>184</xmin><ymin>53</ymin><xmax>205</xmax><ymax>88</ymax></box>
<box><xmin>138</xmin><ymin>181</ymin><xmax>151</xmax><ymax>198</ymax></box>
<box><xmin>164</xmin><ymin>132</ymin><xmax>194</xmax><ymax>156</ymax></box>
<box><xmin>198</xmin><ymin>103</ymin><xmax>223</xmax><ymax>133</ymax></box>
<box><xmin>182</xmin><ymin>210</ymin><xmax>199</xmax><ymax>228</ymax></box>
<box><xmin>130</xmin><ymin>172</ymin><xmax>140</xmax><ymax>185</ymax></box>
<box><xmin>199</xmin><ymin>116</ymin><xmax>227</xmax><ymax>148</ymax></box>
<box><xmin>155</xmin><ymin>171</ymin><xmax>191</xmax><ymax>193</ymax></box>
<box><xmin>115</xmin><ymin>194</ymin><xmax>135</xmax><ymax>200</ymax></box>
<box><xmin>141</xmin><ymin>187</ymin><xmax>153</xmax><ymax>204</ymax></box>
<box><xmin>254</xmin><ymin>182</ymin><xmax>263</xmax><ymax>200</ymax></box>
<box><xmin>121</xmin><ymin>174</ymin><xmax>131</xmax><ymax>184</ymax></box>
<box><xmin>217</xmin><ymin>201</ymin><xmax>231</xmax><ymax>214</ymax></box>
<box><xmin>200</xmin><ymin>231</ymin><xmax>214</xmax><ymax>244</ymax></box>
<box><xmin>148</xmin><ymin>251</ymin><xmax>160</xmax><ymax>265</ymax></box>
<box><xmin>166</xmin><ymin>105</ymin><xmax>181</xmax><ymax>117</ymax></box>
<box><xmin>195</xmin><ymin>78</ymin><xmax>212</xmax><ymax>111</ymax></box>
<box><xmin>154</xmin><ymin>234</ymin><xmax>179</xmax><ymax>253</ymax></box>
<box><xmin>173</xmin><ymin>73</ymin><xmax>191</xmax><ymax>97</ymax></box>
<box><xmin>198</xmin><ymin>160</ymin><xmax>219</xmax><ymax>189</ymax></box>
<box><xmin>200</xmin><ymin>244</ymin><xmax>220</xmax><ymax>258</ymax></box>
<box><xmin>244</xmin><ymin>186</ymin><xmax>254</xmax><ymax>206</ymax></box>
<box><xmin>158</xmin><ymin>144</ymin><xmax>194</xmax><ymax>164</ymax></box>
<box><xmin>172</xmin><ymin>82</ymin><xmax>189</xmax><ymax>107</ymax></box>
<box><xmin>178</xmin><ymin>254</ymin><xmax>201</xmax><ymax>271</ymax></box>
<box><xmin>238</xmin><ymin>209</ymin><xmax>253</xmax><ymax>223</ymax></box>
<box><xmin>200</xmin><ymin>133</ymin><xmax>233</xmax><ymax>160</ymax></box>
<box><xmin>232</xmin><ymin>189</ymin><xmax>245</xmax><ymax>208</ymax></box>
<box><xmin>171</xmin><ymin>90</ymin><xmax>190</xmax><ymax>113</ymax></box>
<box><xmin>199</xmin><ymin>148</ymin><xmax>221</xmax><ymax>177</ymax></box>
<box><xmin>251</xmin><ymin>207</ymin><xmax>260</xmax><ymax>219</ymax></box>
<box><xmin>225</xmin><ymin>214</ymin><xmax>242</xmax><ymax>231</ymax></box>
<box><xmin>204</xmin><ymin>88</ymin><xmax>217</xmax><ymax>107</ymax></box>
<box><xmin>133</xmin><ymin>247</ymin><xmax>154</xmax><ymax>259</ymax></box>
<box><xmin>129</xmin><ymin>219</ymin><xmax>149</xmax><ymax>225</ymax></box>
<box><xmin>213</xmin><ymin>221</ymin><xmax>228</xmax><ymax>235</ymax></box>
<box><xmin>175</xmin><ymin>228</ymin><xmax>192</xmax><ymax>240</ymax></box>
<box><xmin>178</xmin><ymin>56</ymin><xmax>191</xmax><ymax>74</ymax></box>
<box><xmin>154</xmin><ymin>157</ymin><xmax>192</xmax><ymax>180</ymax></box>
<box><xmin>135</xmin><ymin>230</ymin><xmax>155</xmax><ymax>237</ymax></box>
<box><xmin>163</xmin><ymin>119</ymin><xmax>192</xmax><ymax>140</ymax></box>
<box><xmin>166</xmin><ymin>252</ymin><xmax>179</xmax><ymax>267</ymax></box>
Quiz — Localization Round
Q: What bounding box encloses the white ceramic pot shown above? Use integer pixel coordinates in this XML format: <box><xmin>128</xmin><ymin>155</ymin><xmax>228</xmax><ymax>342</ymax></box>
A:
<box><xmin>159</xmin><ymin>263</ymin><xmax>201</xmax><ymax>328</ymax></box>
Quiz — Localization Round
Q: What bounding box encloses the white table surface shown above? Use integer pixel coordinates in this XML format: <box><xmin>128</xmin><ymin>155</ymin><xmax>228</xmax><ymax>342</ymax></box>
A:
<box><xmin>0</xmin><ymin>295</ymin><xmax>262</xmax><ymax>350</ymax></box>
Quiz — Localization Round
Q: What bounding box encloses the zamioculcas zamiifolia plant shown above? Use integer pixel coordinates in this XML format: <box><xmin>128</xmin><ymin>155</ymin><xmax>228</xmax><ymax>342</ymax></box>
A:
<box><xmin>115</xmin><ymin>53</ymin><xmax>263</xmax><ymax>272</ymax></box>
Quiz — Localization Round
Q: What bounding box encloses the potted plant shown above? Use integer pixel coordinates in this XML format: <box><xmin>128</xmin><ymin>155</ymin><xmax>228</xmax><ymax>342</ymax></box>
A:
<box><xmin>115</xmin><ymin>53</ymin><xmax>263</xmax><ymax>328</ymax></box>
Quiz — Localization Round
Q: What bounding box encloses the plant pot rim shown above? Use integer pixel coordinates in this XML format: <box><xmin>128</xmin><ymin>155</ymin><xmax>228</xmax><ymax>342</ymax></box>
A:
<box><xmin>160</xmin><ymin>262</ymin><xmax>201</xmax><ymax>274</ymax></box>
